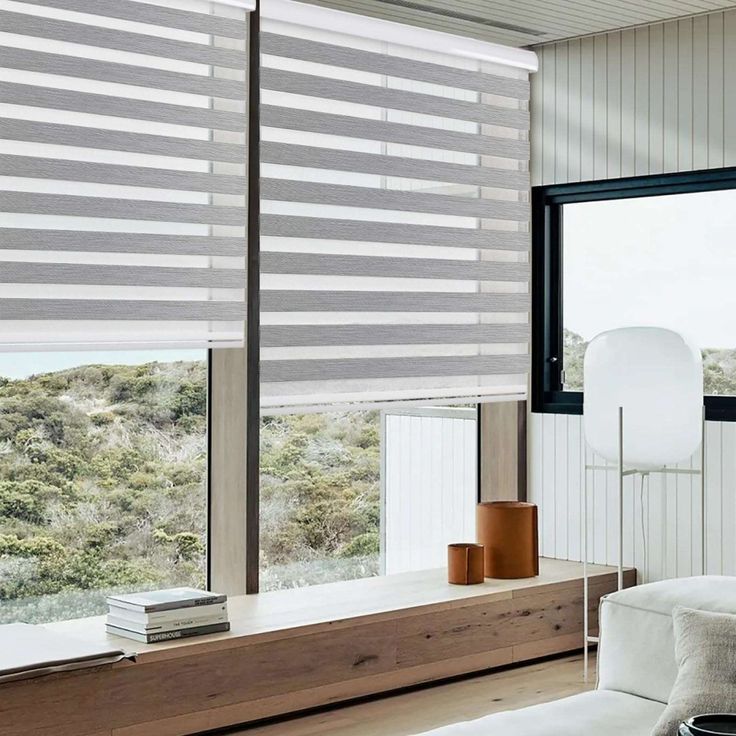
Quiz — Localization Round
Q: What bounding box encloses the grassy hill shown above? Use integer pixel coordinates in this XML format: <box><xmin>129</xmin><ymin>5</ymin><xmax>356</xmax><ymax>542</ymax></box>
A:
<box><xmin>260</xmin><ymin>410</ymin><xmax>380</xmax><ymax>591</ymax></box>
<box><xmin>0</xmin><ymin>360</ymin><xmax>208</xmax><ymax>623</ymax></box>
<box><xmin>0</xmin><ymin>360</ymin><xmax>380</xmax><ymax>623</ymax></box>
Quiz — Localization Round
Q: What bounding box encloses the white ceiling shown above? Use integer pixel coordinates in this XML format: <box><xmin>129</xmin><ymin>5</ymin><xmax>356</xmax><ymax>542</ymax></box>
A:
<box><xmin>307</xmin><ymin>0</ymin><xmax>736</xmax><ymax>46</ymax></box>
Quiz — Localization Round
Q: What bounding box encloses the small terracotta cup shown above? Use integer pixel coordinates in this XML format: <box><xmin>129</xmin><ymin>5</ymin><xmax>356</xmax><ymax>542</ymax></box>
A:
<box><xmin>447</xmin><ymin>543</ymin><xmax>485</xmax><ymax>585</ymax></box>
<box><xmin>477</xmin><ymin>501</ymin><xmax>539</xmax><ymax>579</ymax></box>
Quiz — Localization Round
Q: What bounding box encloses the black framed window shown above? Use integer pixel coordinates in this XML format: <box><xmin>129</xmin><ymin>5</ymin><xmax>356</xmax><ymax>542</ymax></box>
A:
<box><xmin>532</xmin><ymin>167</ymin><xmax>736</xmax><ymax>422</ymax></box>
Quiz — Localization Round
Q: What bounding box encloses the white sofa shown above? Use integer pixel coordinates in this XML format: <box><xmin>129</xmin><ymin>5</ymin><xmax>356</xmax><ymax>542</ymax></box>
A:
<box><xmin>416</xmin><ymin>576</ymin><xmax>736</xmax><ymax>735</ymax></box>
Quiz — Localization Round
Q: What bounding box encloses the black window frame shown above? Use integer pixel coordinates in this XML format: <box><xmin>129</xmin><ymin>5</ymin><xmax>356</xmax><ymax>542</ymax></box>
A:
<box><xmin>532</xmin><ymin>166</ymin><xmax>736</xmax><ymax>423</ymax></box>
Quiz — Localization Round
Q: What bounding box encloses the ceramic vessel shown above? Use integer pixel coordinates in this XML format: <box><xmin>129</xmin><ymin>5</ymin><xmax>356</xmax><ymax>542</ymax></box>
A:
<box><xmin>476</xmin><ymin>501</ymin><xmax>539</xmax><ymax>579</ymax></box>
<box><xmin>447</xmin><ymin>543</ymin><xmax>485</xmax><ymax>585</ymax></box>
<box><xmin>679</xmin><ymin>715</ymin><xmax>736</xmax><ymax>735</ymax></box>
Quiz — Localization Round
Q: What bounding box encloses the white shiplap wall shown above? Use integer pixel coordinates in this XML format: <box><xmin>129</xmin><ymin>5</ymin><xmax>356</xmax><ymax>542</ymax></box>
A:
<box><xmin>531</xmin><ymin>11</ymin><xmax>736</xmax><ymax>184</ymax></box>
<box><xmin>530</xmin><ymin>414</ymin><xmax>736</xmax><ymax>582</ymax></box>
<box><xmin>529</xmin><ymin>9</ymin><xmax>736</xmax><ymax>582</ymax></box>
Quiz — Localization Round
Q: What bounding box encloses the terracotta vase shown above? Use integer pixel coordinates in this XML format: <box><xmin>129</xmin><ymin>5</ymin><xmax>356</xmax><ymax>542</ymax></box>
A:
<box><xmin>447</xmin><ymin>543</ymin><xmax>485</xmax><ymax>585</ymax></box>
<box><xmin>476</xmin><ymin>501</ymin><xmax>539</xmax><ymax>579</ymax></box>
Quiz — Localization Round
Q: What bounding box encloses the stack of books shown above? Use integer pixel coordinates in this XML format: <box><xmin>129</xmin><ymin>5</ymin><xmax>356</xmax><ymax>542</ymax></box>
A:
<box><xmin>105</xmin><ymin>588</ymin><xmax>229</xmax><ymax>643</ymax></box>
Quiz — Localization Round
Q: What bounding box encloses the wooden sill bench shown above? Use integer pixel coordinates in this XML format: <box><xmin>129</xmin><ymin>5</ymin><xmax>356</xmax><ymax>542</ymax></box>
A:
<box><xmin>0</xmin><ymin>559</ymin><xmax>634</xmax><ymax>736</ymax></box>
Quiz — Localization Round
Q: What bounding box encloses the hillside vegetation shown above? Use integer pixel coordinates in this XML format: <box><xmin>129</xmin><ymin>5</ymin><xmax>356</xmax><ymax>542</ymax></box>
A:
<box><xmin>564</xmin><ymin>329</ymin><xmax>736</xmax><ymax>395</ymax></box>
<box><xmin>0</xmin><ymin>361</ymin><xmax>208</xmax><ymax>623</ymax></box>
<box><xmin>260</xmin><ymin>411</ymin><xmax>380</xmax><ymax>591</ymax></box>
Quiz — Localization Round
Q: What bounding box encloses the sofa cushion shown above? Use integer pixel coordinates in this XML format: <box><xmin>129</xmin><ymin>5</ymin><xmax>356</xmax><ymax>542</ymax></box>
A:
<box><xmin>411</xmin><ymin>690</ymin><xmax>664</xmax><ymax>736</ymax></box>
<box><xmin>652</xmin><ymin>607</ymin><xmax>736</xmax><ymax>736</ymax></box>
<box><xmin>597</xmin><ymin>576</ymin><xmax>736</xmax><ymax>704</ymax></box>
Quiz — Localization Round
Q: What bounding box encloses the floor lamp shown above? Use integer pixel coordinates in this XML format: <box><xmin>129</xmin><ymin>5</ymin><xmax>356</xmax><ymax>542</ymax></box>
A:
<box><xmin>581</xmin><ymin>327</ymin><xmax>704</xmax><ymax>681</ymax></box>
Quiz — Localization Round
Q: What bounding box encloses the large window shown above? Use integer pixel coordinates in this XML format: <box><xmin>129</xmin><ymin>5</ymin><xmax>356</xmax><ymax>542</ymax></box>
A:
<box><xmin>0</xmin><ymin>350</ymin><xmax>207</xmax><ymax>624</ymax></box>
<box><xmin>259</xmin><ymin>406</ymin><xmax>478</xmax><ymax>592</ymax></box>
<box><xmin>532</xmin><ymin>168</ymin><xmax>736</xmax><ymax>421</ymax></box>
<box><xmin>252</xmin><ymin>5</ymin><xmax>529</xmax><ymax>592</ymax></box>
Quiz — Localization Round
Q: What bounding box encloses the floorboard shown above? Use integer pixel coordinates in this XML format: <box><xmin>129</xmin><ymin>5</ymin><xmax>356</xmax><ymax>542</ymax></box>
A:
<box><xmin>233</xmin><ymin>653</ymin><xmax>595</xmax><ymax>736</ymax></box>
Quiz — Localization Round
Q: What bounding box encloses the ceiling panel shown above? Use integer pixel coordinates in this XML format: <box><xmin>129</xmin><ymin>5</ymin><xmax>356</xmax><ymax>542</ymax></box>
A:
<box><xmin>305</xmin><ymin>0</ymin><xmax>736</xmax><ymax>46</ymax></box>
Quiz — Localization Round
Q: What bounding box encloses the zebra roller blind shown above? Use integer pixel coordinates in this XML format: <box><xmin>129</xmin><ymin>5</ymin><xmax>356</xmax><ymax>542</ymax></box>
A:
<box><xmin>260</xmin><ymin>0</ymin><xmax>537</xmax><ymax>412</ymax></box>
<box><xmin>0</xmin><ymin>0</ymin><xmax>253</xmax><ymax>351</ymax></box>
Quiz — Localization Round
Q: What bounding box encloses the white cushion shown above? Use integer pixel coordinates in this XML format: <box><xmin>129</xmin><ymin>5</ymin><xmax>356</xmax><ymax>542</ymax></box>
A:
<box><xmin>597</xmin><ymin>576</ymin><xmax>736</xmax><ymax>704</ymax></box>
<box><xmin>652</xmin><ymin>607</ymin><xmax>736</xmax><ymax>736</ymax></box>
<box><xmin>411</xmin><ymin>690</ymin><xmax>664</xmax><ymax>736</ymax></box>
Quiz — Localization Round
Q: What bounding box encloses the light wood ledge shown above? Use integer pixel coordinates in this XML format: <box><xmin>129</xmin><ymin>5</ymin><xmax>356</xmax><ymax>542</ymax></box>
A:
<box><xmin>0</xmin><ymin>558</ymin><xmax>634</xmax><ymax>736</ymax></box>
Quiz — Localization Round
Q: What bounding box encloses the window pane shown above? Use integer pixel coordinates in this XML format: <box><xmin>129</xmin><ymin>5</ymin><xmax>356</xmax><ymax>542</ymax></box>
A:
<box><xmin>562</xmin><ymin>189</ymin><xmax>736</xmax><ymax>394</ymax></box>
<box><xmin>0</xmin><ymin>350</ymin><xmax>207</xmax><ymax>624</ymax></box>
<box><xmin>259</xmin><ymin>406</ymin><xmax>477</xmax><ymax>591</ymax></box>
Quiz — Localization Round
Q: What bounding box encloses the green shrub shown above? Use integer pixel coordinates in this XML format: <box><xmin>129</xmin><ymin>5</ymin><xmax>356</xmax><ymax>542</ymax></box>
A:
<box><xmin>167</xmin><ymin>462</ymin><xmax>205</xmax><ymax>487</ymax></box>
<box><xmin>0</xmin><ymin>534</ymin><xmax>66</xmax><ymax>558</ymax></box>
<box><xmin>153</xmin><ymin>529</ymin><xmax>205</xmax><ymax>562</ymax></box>
<box><xmin>0</xmin><ymin>480</ymin><xmax>57</xmax><ymax>524</ymax></box>
<box><xmin>90</xmin><ymin>412</ymin><xmax>115</xmax><ymax>426</ymax></box>
<box><xmin>170</xmin><ymin>381</ymin><xmax>206</xmax><ymax>420</ymax></box>
<box><xmin>28</xmin><ymin>447</ymin><xmax>84</xmax><ymax>480</ymax></box>
<box><xmin>90</xmin><ymin>448</ymin><xmax>145</xmax><ymax>486</ymax></box>
<box><xmin>83</xmin><ymin>522</ymin><xmax>120</xmax><ymax>550</ymax></box>
<box><xmin>109</xmin><ymin>372</ymin><xmax>157</xmax><ymax>403</ymax></box>
<box><xmin>339</xmin><ymin>531</ymin><xmax>380</xmax><ymax>558</ymax></box>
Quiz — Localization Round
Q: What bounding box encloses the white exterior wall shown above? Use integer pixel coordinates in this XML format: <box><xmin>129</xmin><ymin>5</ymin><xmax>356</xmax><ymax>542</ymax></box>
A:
<box><xmin>381</xmin><ymin>408</ymin><xmax>477</xmax><ymax>575</ymax></box>
<box><xmin>530</xmin><ymin>10</ymin><xmax>736</xmax><ymax>582</ymax></box>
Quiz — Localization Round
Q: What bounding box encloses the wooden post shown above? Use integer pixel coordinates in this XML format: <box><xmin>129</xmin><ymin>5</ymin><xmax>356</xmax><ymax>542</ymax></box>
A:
<box><xmin>209</xmin><ymin>348</ymin><xmax>248</xmax><ymax>596</ymax></box>
<box><xmin>208</xmin><ymin>5</ymin><xmax>254</xmax><ymax>597</ymax></box>
<box><xmin>479</xmin><ymin>400</ymin><xmax>527</xmax><ymax>502</ymax></box>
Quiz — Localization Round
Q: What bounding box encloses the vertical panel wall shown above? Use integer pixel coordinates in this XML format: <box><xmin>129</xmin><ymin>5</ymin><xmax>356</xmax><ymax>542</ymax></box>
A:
<box><xmin>531</xmin><ymin>10</ymin><xmax>736</xmax><ymax>186</ymax></box>
<box><xmin>530</xmin><ymin>10</ymin><xmax>736</xmax><ymax>582</ymax></box>
<box><xmin>382</xmin><ymin>408</ymin><xmax>477</xmax><ymax>575</ymax></box>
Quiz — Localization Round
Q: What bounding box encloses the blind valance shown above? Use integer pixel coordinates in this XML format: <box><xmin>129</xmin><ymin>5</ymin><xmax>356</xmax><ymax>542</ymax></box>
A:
<box><xmin>260</xmin><ymin>0</ymin><xmax>536</xmax><ymax>412</ymax></box>
<box><xmin>0</xmin><ymin>0</ymin><xmax>251</xmax><ymax>351</ymax></box>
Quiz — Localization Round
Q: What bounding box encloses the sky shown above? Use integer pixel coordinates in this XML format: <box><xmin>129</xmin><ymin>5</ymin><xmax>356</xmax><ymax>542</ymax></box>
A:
<box><xmin>0</xmin><ymin>350</ymin><xmax>204</xmax><ymax>381</ymax></box>
<box><xmin>564</xmin><ymin>188</ymin><xmax>736</xmax><ymax>349</ymax></box>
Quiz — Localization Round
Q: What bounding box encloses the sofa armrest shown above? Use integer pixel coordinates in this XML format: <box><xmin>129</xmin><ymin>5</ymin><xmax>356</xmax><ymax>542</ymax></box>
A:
<box><xmin>597</xmin><ymin>576</ymin><xmax>736</xmax><ymax>703</ymax></box>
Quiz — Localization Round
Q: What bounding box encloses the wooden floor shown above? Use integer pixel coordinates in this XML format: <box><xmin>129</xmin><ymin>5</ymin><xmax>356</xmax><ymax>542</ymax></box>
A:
<box><xmin>235</xmin><ymin>653</ymin><xmax>594</xmax><ymax>736</ymax></box>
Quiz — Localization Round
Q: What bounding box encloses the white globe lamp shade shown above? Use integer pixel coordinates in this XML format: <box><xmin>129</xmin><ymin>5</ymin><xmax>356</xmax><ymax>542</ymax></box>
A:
<box><xmin>583</xmin><ymin>327</ymin><xmax>703</xmax><ymax>470</ymax></box>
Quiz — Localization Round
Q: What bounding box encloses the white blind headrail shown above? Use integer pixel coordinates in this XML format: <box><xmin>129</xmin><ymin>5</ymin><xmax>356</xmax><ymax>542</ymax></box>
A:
<box><xmin>0</xmin><ymin>0</ymin><xmax>251</xmax><ymax>351</ymax></box>
<box><xmin>259</xmin><ymin>0</ymin><xmax>536</xmax><ymax>413</ymax></box>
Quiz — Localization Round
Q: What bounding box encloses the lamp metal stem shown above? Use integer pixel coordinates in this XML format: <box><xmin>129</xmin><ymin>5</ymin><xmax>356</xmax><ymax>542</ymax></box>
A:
<box><xmin>618</xmin><ymin>406</ymin><xmax>624</xmax><ymax>591</ymax></box>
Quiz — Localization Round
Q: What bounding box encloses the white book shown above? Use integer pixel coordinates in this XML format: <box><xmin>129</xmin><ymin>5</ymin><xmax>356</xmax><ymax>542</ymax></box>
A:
<box><xmin>107</xmin><ymin>601</ymin><xmax>227</xmax><ymax>625</ymax></box>
<box><xmin>106</xmin><ymin>612</ymin><xmax>229</xmax><ymax>633</ymax></box>
<box><xmin>106</xmin><ymin>621</ymin><xmax>230</xmax><ymax>644</ymax></box>
<box><xmin>106</xmin><ymin>587</ymin><xmax>226</xmax><ymax>613</ymax></box>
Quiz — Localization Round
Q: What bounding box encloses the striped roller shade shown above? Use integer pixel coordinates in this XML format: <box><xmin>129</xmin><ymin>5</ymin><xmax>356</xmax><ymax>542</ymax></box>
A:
<box><xmin>259</xmin><ymin>0</ymin><xmax>537</xmax><ymax>413</ymax></box>
<box><xmin>0</xmin><ymin>0</ymin><xmax>254</xmax><ymax>351</ymax></box>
